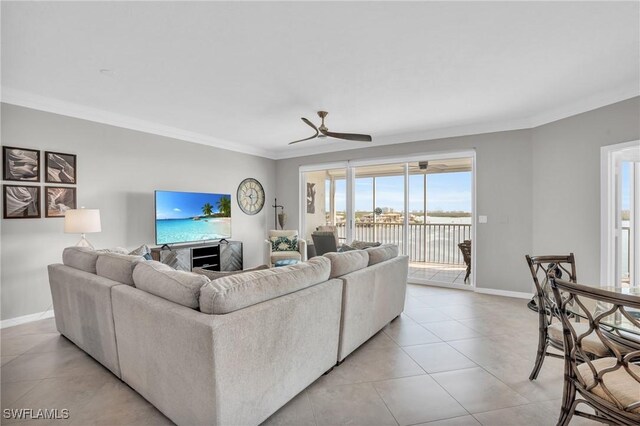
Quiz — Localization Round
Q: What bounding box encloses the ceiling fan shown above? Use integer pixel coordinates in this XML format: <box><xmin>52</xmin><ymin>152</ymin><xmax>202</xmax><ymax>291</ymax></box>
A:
<box><xmin>289</xmin><ymin>111</ymin><xmax>372</xmax><ymax>145</ymax></box>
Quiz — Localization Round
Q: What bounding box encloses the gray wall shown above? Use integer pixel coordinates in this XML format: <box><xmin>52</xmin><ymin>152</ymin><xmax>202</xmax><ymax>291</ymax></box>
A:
<box><xmin>275</xmin><ymin>97</ymin><xmax>640</xmax><ymax>294</ymax></box>
<box><xmin>275</xmin><ymin>130</ymin><xmax>535</xmax><ymax>295</ymax></box>
<box><xmin>1</xmin><ymin>104</ymin><xmax>276</xmax><ymax>321</ymax></box>
<box><xmin>532</xmin><ymin>97</ymin><xmax>640</xmax><ymax>286</ymax></box>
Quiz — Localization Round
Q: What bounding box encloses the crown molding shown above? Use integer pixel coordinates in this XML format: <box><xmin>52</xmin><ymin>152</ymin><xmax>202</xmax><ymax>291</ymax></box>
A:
<box><xmin>1</xmin><ymin>88</ymin><xmax>276</xmax><ymax>159</ymax></box>
<box><xmin>528</xmin><ymin>84</ymin><xmax>639</xmax><ymax>128</ymax></box>
<box><xmin>3</xmin><ymin>84</ymin><xmax>638</xmax><ymax>162</ymax></box>
<box><xmin>271</xmin><ymin>117</ymin><xmax>535</xmax><ymax>160</ymax></box>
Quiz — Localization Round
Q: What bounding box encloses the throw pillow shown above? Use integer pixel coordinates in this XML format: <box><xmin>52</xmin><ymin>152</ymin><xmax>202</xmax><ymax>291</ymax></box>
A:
<box><xmin>193</xmin><ymin>264</ymin><xmax>269</xmax><ymax>280</ymax></box>
<box><xmin>96</xmin><ymin>247</ymin><xmax>129</xmax><ymax>255</ymax></box>
<box><xmin>129</xmin><ymin>244</ymin><xmax>152</xmax><ymax>260</ymax></box>
<box><xmin>351</xmin><ymin>240</ymin><xmax>382</xmax><ymax>250</ymax></box>
<box><xmin>270</xmin><ymin>235</ymin><xmax>299</xmax><ymax>252</ymax></box>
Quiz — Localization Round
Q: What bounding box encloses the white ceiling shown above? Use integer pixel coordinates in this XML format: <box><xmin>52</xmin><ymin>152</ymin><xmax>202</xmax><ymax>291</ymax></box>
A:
<box><xmin>2</xmin><ymin>1</ymin><xmax>639</xmax><ymax>159</ymax></box>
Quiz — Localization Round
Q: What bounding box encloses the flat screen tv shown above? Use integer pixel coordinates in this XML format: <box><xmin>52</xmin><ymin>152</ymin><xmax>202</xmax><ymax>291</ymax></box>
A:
<box><xmin>155</xmin><ymin>190</ymin><xmax>231</xmax><ymax>245</ymax></box>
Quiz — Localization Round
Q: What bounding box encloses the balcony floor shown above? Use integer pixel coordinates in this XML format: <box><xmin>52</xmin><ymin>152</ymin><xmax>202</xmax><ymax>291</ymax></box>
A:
<box><xmin>409</xmin><ymin>262</ymin><xmax>469</xmax><ymax>285</ymax></box>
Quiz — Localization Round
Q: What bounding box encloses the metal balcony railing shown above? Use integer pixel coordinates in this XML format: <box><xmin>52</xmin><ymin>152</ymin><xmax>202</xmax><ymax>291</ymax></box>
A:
<box><xmin>336</xmin><ymin>222</ymin><xmax>472</xmax><ymax>265</ymax></box>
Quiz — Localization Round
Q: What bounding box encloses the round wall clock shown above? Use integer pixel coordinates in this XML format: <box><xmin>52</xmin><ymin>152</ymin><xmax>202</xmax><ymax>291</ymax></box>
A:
<box><xmin>237</xmin><ymin>178</ymin><xmax>265</xmax><ymax>215</ymax></box>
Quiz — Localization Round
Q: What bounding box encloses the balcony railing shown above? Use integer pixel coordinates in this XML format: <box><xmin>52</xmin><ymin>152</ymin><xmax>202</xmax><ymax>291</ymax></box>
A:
<box><xmin>336</xmin><ymin>222</ymin><xmax>471</xmax><ymax>265</ymax></box>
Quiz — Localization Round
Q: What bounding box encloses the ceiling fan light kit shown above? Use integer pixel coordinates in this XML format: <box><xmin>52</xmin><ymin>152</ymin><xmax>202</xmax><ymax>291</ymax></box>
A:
<box><xmin>289</xmin><ymin>111</ymin><xmax>373</xmax><ymax>145</ymax></box>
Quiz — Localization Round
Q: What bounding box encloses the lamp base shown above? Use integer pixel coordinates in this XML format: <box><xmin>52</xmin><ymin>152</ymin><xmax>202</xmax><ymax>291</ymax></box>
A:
<box><xmin>76</xmin><ymin>234</ymin><xmax>95</xmax><ymax>250</ymax></box>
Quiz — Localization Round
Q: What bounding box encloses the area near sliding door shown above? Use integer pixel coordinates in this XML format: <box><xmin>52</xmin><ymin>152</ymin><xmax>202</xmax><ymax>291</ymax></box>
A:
<box><xmin>299</xmin><ymin>150</ymin><xmax>476</xmax><ymax>288</ymax></box>
<box><xmin>601</xmin><ymin>140</ymin><xmax>640</xmax><ymax>288</ymax></box>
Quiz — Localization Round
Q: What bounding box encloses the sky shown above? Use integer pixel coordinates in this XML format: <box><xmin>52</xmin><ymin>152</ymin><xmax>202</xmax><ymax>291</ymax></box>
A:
<box><xmin>156</xmin><ymin>191</ymin><xmax>230</xmax><ymax>219</ymax></box>
<box><xmin>327</xmin><ymin>171</ymin><xmax>472</xmax><ymax>213</ymax></box>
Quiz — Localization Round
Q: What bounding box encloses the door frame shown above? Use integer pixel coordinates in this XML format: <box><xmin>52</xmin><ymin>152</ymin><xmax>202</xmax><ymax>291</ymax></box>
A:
<box><xmin>600</xmin><ymin>140</ymin><xmax>640</xmax><ymax>287</ymax></box>
<box><xmin>299</xmin><ymin>149</ymin><xmax>477</xmax><ymax>289</ymax></box>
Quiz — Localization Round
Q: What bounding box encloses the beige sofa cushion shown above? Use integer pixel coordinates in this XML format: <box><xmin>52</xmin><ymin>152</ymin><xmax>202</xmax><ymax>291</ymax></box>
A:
<box><xmin>63</xmin><ymin>247</ymin><xmax>99</xmax><ymax>274</ymax></box>
<box><xmin>192</xmin><ymin>264</ymin><xmax>269</xmax><ymax>281</ymax></box>
<box><xmin>324</xmin><ymin>251</ymin><xmax>369</xmax><ymax>278</ymax></box>
<box><xmin>366</xmin><ymin>244</ymin><xmax>399</xmax><ymax>266</ymax></box>
<box><xmin>96</xmin><ymin>253</ymin><xmax>144</xmax><ymax>286</ymax></box>
<box><xmin>577</xmin><ymin>357</ymin><xmax>640</xmax><ymax>414</ymax></box>
<box><xmin>200</xmin><ymin>257</ymin><xmax>331</xmax><ymax>314</ymax></box>
<box><xmin>132</xmin><ymin>261</ymin><xmax>210</xmax><ymax>309</ymax></box>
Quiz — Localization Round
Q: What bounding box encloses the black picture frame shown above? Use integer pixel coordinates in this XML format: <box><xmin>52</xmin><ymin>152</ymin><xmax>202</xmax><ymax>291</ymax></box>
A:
<box><xmin>45</xmin><ymin>151</ymin><xmax>77</xmax><ymax>184</ymax></box>
<box><xmin>3</xmin><ymin>185</ymin><xmax>42</xmax><ymax>219</ymax></box>
<box><xmin>2</xmin><ymin>146</ymin><xmax>40</xmax><ymax>182</ymax></box>
<box><xmin>45</xmin><ymin>186</ymin><xmax>77</xmax><ymax>218</ymax></box>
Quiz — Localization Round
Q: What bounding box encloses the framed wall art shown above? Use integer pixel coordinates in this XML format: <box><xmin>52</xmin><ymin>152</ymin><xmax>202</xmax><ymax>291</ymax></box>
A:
<box><xmin>3</xmin><ymin>146</ymin><xmax>40</xmax><ymax>182</ymax></box>
<box><xmin>45</xmin><ymin>151</ymin><xmax>77</xmax><ymax>184</ymax></box>
<box><xmin>3</xmin><ymin>185</ymin><xmax>41</xmax><ymax>219</ymax></box>
<box><xmin>45</xmin><ymin>186</ymin><xmax>77</xmax><ymax>218</ymax></box>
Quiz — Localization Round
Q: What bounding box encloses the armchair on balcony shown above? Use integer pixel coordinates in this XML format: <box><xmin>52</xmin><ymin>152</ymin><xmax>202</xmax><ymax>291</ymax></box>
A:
<box><xmin>458</xmin><ymin>240</ymin><xmax>471</xmax><ymax>282</ymax></box>
<box><xmin>264</xmin><ymin>230</ymin><xmax>306</xmax><ymax>267</ymax></box>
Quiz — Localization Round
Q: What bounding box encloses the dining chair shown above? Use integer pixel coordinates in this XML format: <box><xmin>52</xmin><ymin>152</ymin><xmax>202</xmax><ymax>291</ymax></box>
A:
<box><xmin>525</xmin><ymin>254</ymin><xmax>580</xmax><ymax>380</ymax></box>
<box><xmin>549</xmin><ymin>277</ymin><xmax>640</xmax><ymax>426</ymax></box>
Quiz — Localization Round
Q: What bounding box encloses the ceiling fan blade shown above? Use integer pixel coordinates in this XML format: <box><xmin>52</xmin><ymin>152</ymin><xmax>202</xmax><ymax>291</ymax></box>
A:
<box><xmin>320</xmin><ymin>129</ymin><xmax>372</xmax><ymax>142</ymax></box>
<box><xmin>288</xmin><ymin>134</ymin><xmax>318</xmax><ymax>145</ymax></box>
<box><xmin>301</xmin><ymin>117</ymin><xmax>319</xmax><ymax>132</ymax></box>
<box><xmin>288</xmin><ymin>117</ymin><xmax>320</xmax><ymax>145</ymax></box>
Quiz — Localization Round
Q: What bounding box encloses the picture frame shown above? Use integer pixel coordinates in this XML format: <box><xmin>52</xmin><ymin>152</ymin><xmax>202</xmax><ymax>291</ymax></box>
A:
<box><xmin>2</xmin><ymin>146</ymin><xmax>40</xmax><ymax>182</ymax></box>
<box><xmin>45</xmin><ymin>186</ymin><xmax>77</xmax><ymax>218</ymax></box>
<box><xmin>45</xmin><ymin>151</ymin><xmax>77</xmax><ymax>184</ymax></box>
<box><xmin>3</xmin><ymin>185</ymin><xmax>42</xmax><ymax>219</ymax></box>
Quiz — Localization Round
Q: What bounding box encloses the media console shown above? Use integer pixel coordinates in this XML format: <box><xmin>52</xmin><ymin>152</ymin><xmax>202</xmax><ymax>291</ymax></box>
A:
<box><xmin>150</xmin><ymin>241</ymin><xmax>243</xmax><ymax>272</ymax></box>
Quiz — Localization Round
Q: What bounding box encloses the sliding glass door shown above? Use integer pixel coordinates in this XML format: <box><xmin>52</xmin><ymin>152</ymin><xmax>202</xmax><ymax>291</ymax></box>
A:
<box><xmin>300</xmin><ymin>152</ymin><xmax>475</xmax><ymax>286</ymax></box>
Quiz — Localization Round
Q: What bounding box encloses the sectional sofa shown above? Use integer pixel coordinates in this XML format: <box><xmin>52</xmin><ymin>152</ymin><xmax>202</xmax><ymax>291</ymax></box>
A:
<box><xmin>48</xmin><ymin>245</ymin><xmax>408</xmax><ymax>426</ymax></box>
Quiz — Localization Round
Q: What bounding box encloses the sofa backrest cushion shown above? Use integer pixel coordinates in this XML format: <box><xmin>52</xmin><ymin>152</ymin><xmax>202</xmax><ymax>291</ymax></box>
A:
<box><xmin>200</xmin><ymin>256</ymin><xmax>331</xmax><ymax>314</ymax></box>
<box><xmin>96</xmin><ymin>253</ymin><xmax>144</xmax><ymax>286</ymax></box>
<box><xmin>63</xmin><ymin>247</ymin><xmax>99</xmax><ymax>274</ymax></box>
<box><xmin>132</xmin><ymin>261</ymin><xmax>210</xmax><ymax>309</ymax></box>
<box><xmin>365</xmin><ymin>244</ymin><xmax>399</xmax><ymax>266</ymax></box>
<box><xmin>192</xmin><ymin>264</ymin><xmax>269</xmax><ymax>281</ymax></box>
<box><xmin>324</xmin><ymin>251</ymin><xmax>369</xmax><ymax>278</ymax></box>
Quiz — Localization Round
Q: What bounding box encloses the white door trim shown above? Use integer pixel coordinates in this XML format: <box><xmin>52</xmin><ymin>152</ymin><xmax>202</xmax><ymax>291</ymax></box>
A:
<box><xmin>600</xmin><ymin>140</ymin><xmax>640</xmax><ymax>286</ymax></box>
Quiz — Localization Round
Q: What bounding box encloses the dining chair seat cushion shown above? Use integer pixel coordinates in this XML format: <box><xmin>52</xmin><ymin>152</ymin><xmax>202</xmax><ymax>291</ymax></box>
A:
<box><xmin>576</xmin><ymin>357</ymin><xmax>640</xmax><ymax>414</ymax></box>
<box><xmin>548</xmin><ymin>322</ymin><xmax>628</xmax><ymax>357</ymax></box>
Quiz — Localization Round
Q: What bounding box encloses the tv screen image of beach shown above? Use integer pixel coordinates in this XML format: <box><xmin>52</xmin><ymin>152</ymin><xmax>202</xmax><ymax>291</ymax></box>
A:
<box><xmin>155</xmin><ymin>190</ymin><xmax>231</xmax><ymax>245</ymax></box>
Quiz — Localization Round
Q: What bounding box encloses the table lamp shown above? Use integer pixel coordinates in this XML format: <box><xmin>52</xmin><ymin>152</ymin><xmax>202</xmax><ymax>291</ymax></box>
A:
<box><xmin>64</xmin><ymin>208</ymin><xmax>101</xmax><ymax>249</ymax></box>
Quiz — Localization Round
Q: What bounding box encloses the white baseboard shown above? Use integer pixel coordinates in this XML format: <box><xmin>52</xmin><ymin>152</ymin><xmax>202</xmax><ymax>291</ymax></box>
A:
<box><xmin>408</xmin><ymin>278</ymin><xmax>474</xmax><ymax>291</ymax></box>
<box><xmin>0</xmin><ymin>310</ymin><xmax>55</xmax><ymax>329</ymax></box>
<box><xmin>474</xmin><ymin>287</ymin><xmax>533</xmax><ymax>299</ymax></box>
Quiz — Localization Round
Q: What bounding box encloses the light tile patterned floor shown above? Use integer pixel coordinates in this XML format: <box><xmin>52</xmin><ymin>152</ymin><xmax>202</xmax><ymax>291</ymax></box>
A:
<box><xmin>0</xmin><ymin>285</ymin><xmax>599</xmax><ymax>426</ymax></box>
<box><xmin>409</xmin><ymin>263</ymin><xmax>469</xmax><ymax>285</ymax></box>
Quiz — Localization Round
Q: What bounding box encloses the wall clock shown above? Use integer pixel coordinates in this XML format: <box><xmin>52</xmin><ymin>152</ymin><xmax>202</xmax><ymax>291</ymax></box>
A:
<box><xmin>237</xmin><ymin>178</ymin><xmax>265</xmax><ymax>215</ymax></box>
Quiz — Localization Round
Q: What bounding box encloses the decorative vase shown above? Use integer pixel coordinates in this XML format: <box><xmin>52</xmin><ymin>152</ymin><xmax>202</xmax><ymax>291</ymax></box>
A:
<box><xmin>277</xmin><ymin>213</ymin><xmax>287</xmax><ymax>229</ymax></box>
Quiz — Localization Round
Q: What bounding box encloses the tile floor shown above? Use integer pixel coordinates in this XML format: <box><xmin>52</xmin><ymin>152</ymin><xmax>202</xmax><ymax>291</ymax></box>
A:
<box><xmin>409</xmin><ymin>263</ymin><xmax>469</xmax><ymax>285</ymax></box>
<box><xmin>0</xmin><ymin>284</ymin><xmax>599</xmax><ymax>426</ymax></box>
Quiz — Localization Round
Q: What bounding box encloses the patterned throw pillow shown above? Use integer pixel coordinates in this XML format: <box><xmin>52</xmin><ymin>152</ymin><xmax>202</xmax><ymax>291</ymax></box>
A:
<box><xmin>129</xmin><ymin>244</ymin><xmax>152</xmax><ymax>260</ymax></box>
<box><xmin>270</xmin><ymin>235</ymin><xmax>299</xmax><ymax>252</ymax></box>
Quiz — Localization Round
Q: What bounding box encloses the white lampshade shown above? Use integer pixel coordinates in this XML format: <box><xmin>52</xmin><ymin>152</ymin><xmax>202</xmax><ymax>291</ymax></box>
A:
<box><xmin>64</xmin><ymin>209</ymin><xmax>102</xmax><ymax>234</ymax></box>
